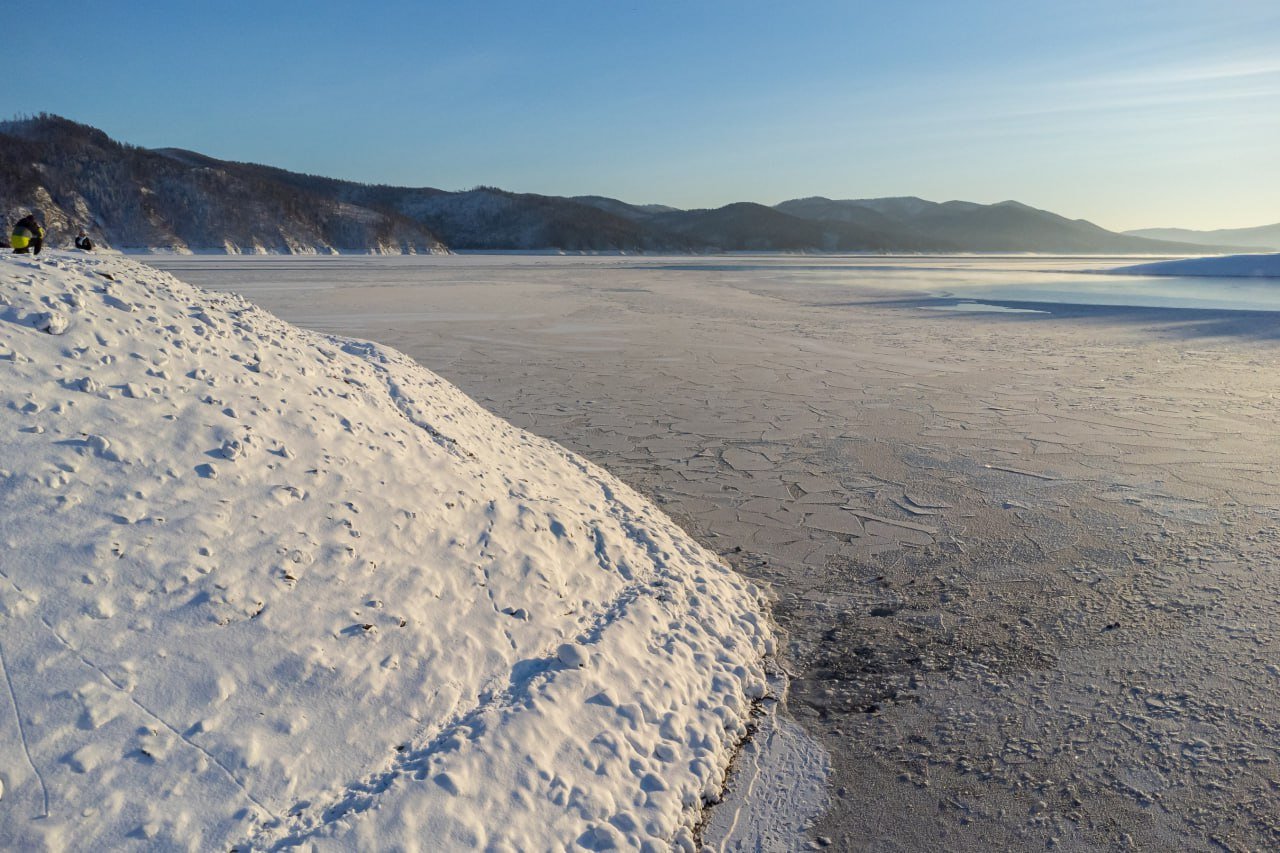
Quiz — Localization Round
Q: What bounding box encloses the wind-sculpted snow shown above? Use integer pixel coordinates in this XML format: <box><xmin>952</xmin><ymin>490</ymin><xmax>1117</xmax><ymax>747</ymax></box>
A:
<box><xmin>1109</xmin><ymin>252</ymin><xmax>1280</xmax><ymax>278</ymax></box>
<box><xmin>0</xmin><ymin>253</ymin><xmax>772</xmax><ymax>850</ymax></box>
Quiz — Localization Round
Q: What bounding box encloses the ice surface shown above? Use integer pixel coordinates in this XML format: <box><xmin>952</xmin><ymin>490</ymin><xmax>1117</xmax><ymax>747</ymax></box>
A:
<box><xmin>924</xmin><ymin>302</ymin><xmax>1048</xmax><ymax>314</ymax></box>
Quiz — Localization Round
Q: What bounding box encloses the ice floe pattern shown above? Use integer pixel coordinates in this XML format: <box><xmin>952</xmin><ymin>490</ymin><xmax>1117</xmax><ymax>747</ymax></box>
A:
<box><xmin>0</xmin><ymin>253</ymin><xmax>771</xmax><ymax>851</ymax></box>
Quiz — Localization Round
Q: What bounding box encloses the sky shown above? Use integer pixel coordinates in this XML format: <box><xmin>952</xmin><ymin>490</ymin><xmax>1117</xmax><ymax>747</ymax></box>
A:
<box><xmin>9</xmin><ymin>0</ymin><xmax>1279</xmax><ymax>231</ymax></box>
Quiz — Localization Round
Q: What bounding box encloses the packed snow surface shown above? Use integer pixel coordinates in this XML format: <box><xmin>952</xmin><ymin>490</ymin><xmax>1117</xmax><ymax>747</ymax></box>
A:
<box><xmin>1109</xmin><ymin>252</ymin><xmax>1280</xmax><ymax>278</ymax></box>
<box><xmin>0</xmin><ymin>253</ymin><xmax>772</xmax><ymax>851</ymax></box>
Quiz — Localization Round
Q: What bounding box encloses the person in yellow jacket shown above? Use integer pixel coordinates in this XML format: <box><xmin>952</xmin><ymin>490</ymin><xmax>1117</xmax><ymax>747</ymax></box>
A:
<box><xmin>11</xmin><ymin>213</ymin><xmax>45</xmax><ymax>255</ymax></box>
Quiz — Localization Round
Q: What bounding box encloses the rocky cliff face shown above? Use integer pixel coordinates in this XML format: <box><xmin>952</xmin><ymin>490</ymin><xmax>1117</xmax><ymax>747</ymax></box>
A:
<box><xmin>0</xmin><ymin>115</ymin><xmax>446</xmax><ymax>254</ymax></box>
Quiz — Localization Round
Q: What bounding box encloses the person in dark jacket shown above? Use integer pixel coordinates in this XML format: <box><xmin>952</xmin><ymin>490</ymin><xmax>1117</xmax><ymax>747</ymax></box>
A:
<box><xmin>11</xmin><ymin>213</ymin><xmax>44</xmax><ymax>255</ymax></box>
<box><xmin>74</xmin><ymin>228</ymin><xmax>94</xmax><ymax>251</ymax></box>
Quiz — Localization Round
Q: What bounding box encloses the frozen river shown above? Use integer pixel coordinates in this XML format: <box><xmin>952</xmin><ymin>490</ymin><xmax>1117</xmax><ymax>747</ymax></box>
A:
<box><xmin>150</xmin><ymin>252</ymin><xmax>1280</xmax><ymax>313</ymax></box>
<box><xmin>148</xmin><ymin>254</ymin><xmax>1280</xmax><ymax>850</ymax></box>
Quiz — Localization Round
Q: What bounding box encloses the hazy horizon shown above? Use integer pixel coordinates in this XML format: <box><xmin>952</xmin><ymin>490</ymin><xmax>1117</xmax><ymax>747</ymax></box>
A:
<box><xmin>8</xmin><ymin>0</ymin><xmax>1277</xmax><ymax>232</ymax></box>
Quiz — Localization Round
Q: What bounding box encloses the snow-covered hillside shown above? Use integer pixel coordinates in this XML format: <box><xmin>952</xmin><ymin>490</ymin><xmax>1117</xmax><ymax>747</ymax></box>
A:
<box><xmin>1111</xmin><ymin>253</ymin><xmax>1280</xmax><ymax>278</ymax></box>
<box><xmin>1</xmin><ymin>116</ymin><xmax>449</xmax><ymax>255</ymax></box>
<box><xmin>0</xmin><ymin>253</ymin><xmax>772</xmax><ymax>850</ymax></box>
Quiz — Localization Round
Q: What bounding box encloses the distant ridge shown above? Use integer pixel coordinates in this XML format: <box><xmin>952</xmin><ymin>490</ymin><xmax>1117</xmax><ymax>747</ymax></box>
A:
<box><xmin>1123</xmin><ymin>224</ymin><xmax>1280</xmax><ymax>252</ymax></box>
<box><xmin>0</xmin><ymin>114</ymin><xmax>1247</xmax><ymax>255</ymax></box>
<box><xmin>773</xmin><ymin>196</ymin><xmax>1238</xmax><ymax>254</ymax></box>
<box><xmin>647</xmin><ymin>201</ymin><xmax>957</xmax><ymax>252</ymax></box>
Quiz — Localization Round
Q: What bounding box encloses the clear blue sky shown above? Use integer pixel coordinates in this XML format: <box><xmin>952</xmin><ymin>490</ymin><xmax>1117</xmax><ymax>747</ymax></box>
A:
<box><xmin>10</xmin><ymin>0</ymin><xmax>1279</xmax><ymax>230</ymax></box>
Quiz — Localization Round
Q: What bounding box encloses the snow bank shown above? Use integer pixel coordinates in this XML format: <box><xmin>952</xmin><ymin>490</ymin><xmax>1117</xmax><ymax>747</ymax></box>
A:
<box><xmin>1109</xmin><ymin>253</ymin><xmax>1280</xmax><ymax>278</ymax></box>
<box><xmin>0</xmin><ymin>253</ymin><xmax>772</xmax><ymax>851</ymax></box>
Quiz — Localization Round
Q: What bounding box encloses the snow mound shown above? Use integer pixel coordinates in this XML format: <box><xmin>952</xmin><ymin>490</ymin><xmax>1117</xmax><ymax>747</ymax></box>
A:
<box><xmin>0</xmin><ymin>253</ymin><xmax>772</xmax><ymax>851</ymax></box>
<box><xmin>1110</xmin><ymin>253</ymin><xmax>1280</xmax><ymax>278</ymax></box>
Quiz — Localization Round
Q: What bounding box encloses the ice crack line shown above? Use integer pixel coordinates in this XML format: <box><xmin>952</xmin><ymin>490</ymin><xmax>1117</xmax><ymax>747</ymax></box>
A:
<box><xmin>0</xmin><ymin>636</ymin><xmax>49</xmax><ymax>818</ymax></box>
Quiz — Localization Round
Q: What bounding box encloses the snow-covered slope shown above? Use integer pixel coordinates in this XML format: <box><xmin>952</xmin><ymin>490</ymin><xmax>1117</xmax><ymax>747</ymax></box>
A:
<box><xmin>0</xmin><ymin>253</ymin><xmax>772</xmax><ymax>851</ymax></box>
<box><xmin>1110</xmin><ymin>253</ymin><xmax>1280</xmax><ymax>278</ymax></box>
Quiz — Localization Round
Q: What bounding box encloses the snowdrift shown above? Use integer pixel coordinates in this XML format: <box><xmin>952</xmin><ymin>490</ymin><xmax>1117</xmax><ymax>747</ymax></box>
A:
<box><xmin>1110</xmin><ymin>252</ymin><xmax>1280</xmax><ymax>278</ymax></box>
<box><xmin>0</xmin><ymin>253</ymin><xmax>772</xmax><ymax>851</ymax></box>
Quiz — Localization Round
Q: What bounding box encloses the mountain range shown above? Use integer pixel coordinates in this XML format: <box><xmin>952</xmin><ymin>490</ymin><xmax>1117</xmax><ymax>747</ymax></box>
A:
<box><xmin>0</xmin><ymin>114</ymin><xmax>1259</xmax><ymax>255</ymax></box>
<box><xmin>1123</xmin><ymin>224</ymin><xmax>1280</xmax><ymax>252</ymax></box>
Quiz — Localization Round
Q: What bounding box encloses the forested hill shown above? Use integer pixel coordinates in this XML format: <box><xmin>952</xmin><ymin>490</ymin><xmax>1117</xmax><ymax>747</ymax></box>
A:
<box><xmin>0</xmin><ymin>115</ymin><xmax>1239</xmax><ymax>255</ymax></box>
<box><xmin>0</xmin><ymin>115</ymin><xmax>446</xmax><ymax>254</ymax></box>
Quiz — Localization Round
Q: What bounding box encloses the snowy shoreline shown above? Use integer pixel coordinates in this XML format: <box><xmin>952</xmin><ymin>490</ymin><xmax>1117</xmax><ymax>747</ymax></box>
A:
<box><xmin>1106</xmin><ymin>252</ymin><xmax>1280</xmax><ymax>278</ymax></box>
<box><xmin>0</xmin><ymin>253</ymin><xmax>776</xmax><ymax>850</ymax></box>
<box><xmin>162</xmin><ymin>252</ymin><xmax>1280</xmax><ymax>850</ymax></box>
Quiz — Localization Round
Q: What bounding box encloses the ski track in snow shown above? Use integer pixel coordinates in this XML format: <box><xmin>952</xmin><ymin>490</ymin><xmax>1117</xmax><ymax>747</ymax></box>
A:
<box><xmin>337</xmin><ymin>338</ymin><xmax>467</xmax><ymax>458</ymax></box>
<box><xmin>0</xmin><ymin>632</ymin><xmax>49</xmax><ymax>818</ymax></box>
<box><xmin>0</xmin><ymin>565</ymin><xmax>275</xmax><ymax>819</ymax></box>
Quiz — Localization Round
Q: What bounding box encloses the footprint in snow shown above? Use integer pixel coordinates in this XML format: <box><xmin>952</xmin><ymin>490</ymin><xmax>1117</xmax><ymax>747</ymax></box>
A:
<box><xmin>556</xmin><ymin>644</ymin><xmax>590</xmax><ymax>668</ymax></box>
<box><xmin>80</xmin><ymin>434</ymin><xmax>121</xmax><ymax>462</ymax></box>
<box><xmin>33</xmin><ymin>310</ymin><xmax>69</xmax><ymax>334</ymax></box>
<box><xmin>102</xmin><ymin>293</ymin><xmax>133</xmax><ymax>313</ymax></box>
